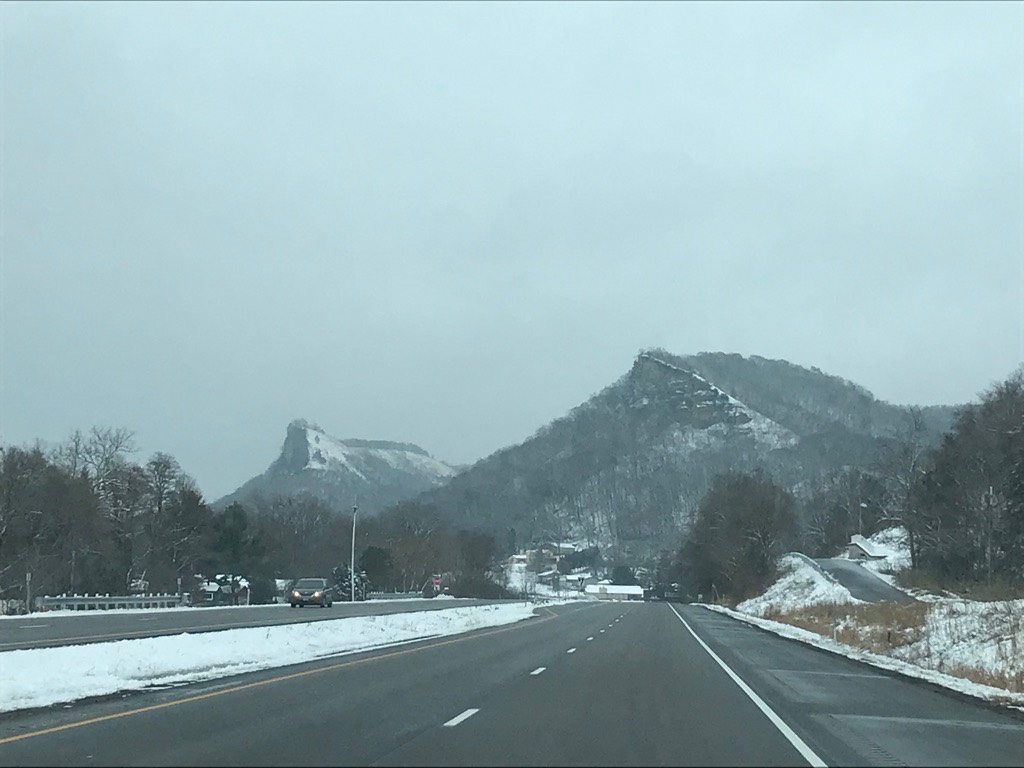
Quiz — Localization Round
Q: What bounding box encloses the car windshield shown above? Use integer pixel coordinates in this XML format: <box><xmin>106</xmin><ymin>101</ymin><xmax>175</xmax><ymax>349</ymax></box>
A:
<box><xmin>2</xmin><ymin>4</ymin><xmax>1022</xmax><ymax>767</ymax></box>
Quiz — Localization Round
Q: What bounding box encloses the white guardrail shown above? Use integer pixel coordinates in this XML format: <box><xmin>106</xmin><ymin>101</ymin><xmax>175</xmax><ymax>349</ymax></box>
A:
<box><xmin>38</xmin><ymin>593</ymin><xmax>190</xmax><ymax>611</ymax></box>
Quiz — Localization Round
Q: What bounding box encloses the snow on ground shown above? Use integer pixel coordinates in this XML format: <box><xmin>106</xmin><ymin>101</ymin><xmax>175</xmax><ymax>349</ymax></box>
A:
<box><xmin>890</xmin><ymin>599</ymin><xmax>1024</xmax><ymax>682</ymax></box>
<box><xmin>857</xmin><ymin>526</ymin><xmax>912</xmax><ymax>587</ymax></box>
<box><xmin>704</xmin><ymin>603</ymin><xmax>1024</xmax><ymax>707</ymax></box>
<box><xmin>0</xmin><ymin>603</ymin><xmax>562</xmax><ymax>713</ymax></box>
<box><xmin>714</xmin><ymin>530</ymin><xmax>1024</xmax><ymax>707</ymax></box>
<box><xmin>737</xmin><ymin>554</ymin><xmax>863</xmax><ymax>617</ymax></box>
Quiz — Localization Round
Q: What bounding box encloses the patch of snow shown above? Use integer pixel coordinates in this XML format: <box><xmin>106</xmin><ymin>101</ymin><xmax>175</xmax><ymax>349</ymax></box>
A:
<box><xmin>0</xmin><ymin>603</ymin><xmax>550</xmax><ymax>713</ymax></box>
<box><xmin>737</xmin><ymin>554</ymin><xmax>863</xmax><ymax>616</ymax></box>
<box><xmin>705</xmin><ymin>604</ymin><xmax>1024</xmax><ymax>709</ymax></box>
<box><xmin>725</xmin><ymin>544</ymin><xmax>1024</xmax><ymax>706</ymax></box>
<box><xmin>301</xmin><ymin>427</ymin><xmax>454</xmax><ymax>481</ymax></box>
<box><xmin>859</xmin><ymin>526</ymin><xmax>912</xmax><ymax>574</ymax></box>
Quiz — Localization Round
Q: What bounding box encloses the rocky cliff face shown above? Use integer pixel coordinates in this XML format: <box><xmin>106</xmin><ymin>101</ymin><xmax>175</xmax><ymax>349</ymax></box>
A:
<box><xmin>400</xmin><ymin>351</ymin><xmax>953</xmax><ymax>560</ymax></box>
<box><xmin>216</xmin><ymin>420</ymin><xmax>455</xmax><ymax>515</ymax></box>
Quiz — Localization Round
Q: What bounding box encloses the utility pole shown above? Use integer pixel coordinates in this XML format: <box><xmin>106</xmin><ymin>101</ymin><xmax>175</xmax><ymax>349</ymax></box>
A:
<box><xmin>25</xmin><ymin>572</ymin><xmax>32</xmax><ymax>614</ymax></box>
<box><xmin>351</xmin><ymin>506</ymin><xmax>358</xmax><ymax>603</ymax></box>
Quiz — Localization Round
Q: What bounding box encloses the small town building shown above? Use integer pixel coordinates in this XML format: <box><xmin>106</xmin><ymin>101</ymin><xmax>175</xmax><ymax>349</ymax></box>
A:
<box><xmin>584</xmin><ymin>584</ymin><xmax>645</xmax><ymax>601</ymax></box>
<box><xmin>846</xmin><ymin>534</ymin><xmax>887</xmax><ymax>561</ymax></box>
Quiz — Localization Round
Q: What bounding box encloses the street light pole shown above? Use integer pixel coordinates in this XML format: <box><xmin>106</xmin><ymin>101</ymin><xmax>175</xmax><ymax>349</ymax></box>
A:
<box><xmin>350</xmin><ymin>505</ymin><xmax>358</xmax><ymax>603</ymax></box>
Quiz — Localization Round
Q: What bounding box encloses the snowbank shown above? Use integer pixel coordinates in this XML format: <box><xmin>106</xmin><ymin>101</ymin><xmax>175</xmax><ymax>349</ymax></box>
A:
<box><xmin>722</xmin><ymin>534</ymin><xmax>1024</xmax><ymax>707</ymax></box>
<box><xmin>858</xmin><ymin>526</ymin><xmax>912</xmax><ymax>586</ymax></box>
<box><xmin>737</xmin><ymin>554</ymin><xmax>862</xmax><ymax>616</ymax></box>
<box><xmin>705</xmin><ymin>603</ymin><xmax>1024</xmax><ymax>708</ymax></box>
<box><xmin>0</xmin><ymin>603</ymin><xmax>546</xmax><ymax>713</ymax></box>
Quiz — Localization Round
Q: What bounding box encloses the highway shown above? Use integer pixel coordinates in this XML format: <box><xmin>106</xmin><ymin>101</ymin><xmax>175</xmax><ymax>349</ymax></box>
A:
<box><xmin>814</xmin><ymin>558</ymin><xmax>915</xmax><ymax>602</ymax></box>
<box><xmin>0</xmin><ymin>599</ymin><xmax>502</xmax><ymax>651</ymax></box>
<box><xmin>1</xmin><ymin>601</ymin><xmax>1021</xmax><ymax>766</ymax></box>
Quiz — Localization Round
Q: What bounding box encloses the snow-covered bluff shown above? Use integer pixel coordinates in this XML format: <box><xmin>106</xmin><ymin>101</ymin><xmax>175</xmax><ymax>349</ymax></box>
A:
<box><xmin>407</xmin><ymin>350</ymin><xmax>952</xmax><ymax>560</ymax></box>
<box><xmin>216</xmin><ymin>420</ymin><xmax>456</xmax><ymax>515</ymax></box>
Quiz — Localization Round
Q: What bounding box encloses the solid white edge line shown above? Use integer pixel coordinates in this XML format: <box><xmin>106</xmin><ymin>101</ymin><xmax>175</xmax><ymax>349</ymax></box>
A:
<box><xmin>530</xmin><ymin>667</ymin><xmax>546</xmax><ymax>675</ymax></box>
<box><xmin>442</xmin><ymin>708</ymin><xmax>480</xmax><ymax>727</ymax></box>
<box><xmin>667</xmin><ymin>603</ymin><xmax>827</xmax><ymax>768</ymax></box>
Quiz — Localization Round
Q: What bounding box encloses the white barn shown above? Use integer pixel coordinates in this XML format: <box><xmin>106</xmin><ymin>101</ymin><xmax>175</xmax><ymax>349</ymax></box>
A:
<box><xmin>584</xmin><ymin>584</ymin><xmax>645</xmax><ymax>601</ymax></box>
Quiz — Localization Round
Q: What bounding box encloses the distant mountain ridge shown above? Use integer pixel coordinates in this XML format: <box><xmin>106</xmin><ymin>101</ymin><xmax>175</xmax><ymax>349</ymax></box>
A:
<box><xmin>398</xmin><ymin>350</ymin><xmax>957</xmax><ymax>559</ymax></box>
<box><xmin>216</xmin><ymin>420</ymin><xmax>456</xmax><ymax>514</ymax></box>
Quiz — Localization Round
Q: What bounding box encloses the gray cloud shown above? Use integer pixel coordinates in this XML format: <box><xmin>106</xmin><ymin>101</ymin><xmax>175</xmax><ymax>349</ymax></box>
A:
<box><xmin>2</xmin><ymin>1</ymin><xmax>1021</xmax><ymax>498</ymax></box>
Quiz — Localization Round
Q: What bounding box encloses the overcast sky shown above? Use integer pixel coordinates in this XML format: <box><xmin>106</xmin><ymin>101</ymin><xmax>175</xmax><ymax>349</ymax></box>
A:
<box><xmin>2</xmin><ymin>1</ymin><xmax>1022</xmax><ymax>499</ymax></box>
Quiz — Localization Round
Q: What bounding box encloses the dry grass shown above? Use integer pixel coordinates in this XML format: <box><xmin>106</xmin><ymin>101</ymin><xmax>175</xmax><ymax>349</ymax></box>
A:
<box><xmin>942</xmin><ymin>665</ymin><xmax>1024</xmax><ymax>694</ymax></box>
<box><xmin>761</xmin><ymin>600</ymin><xmax>1024</xmax><ymax>693</ymax></box>
<box><xmin>764</xmin><ymin>601</ymin><xmax>930</xmax><ymax>652</ymax></box>
<box><xmin>895</xmin><ymin>570</ymin><xmax>1024</xmax><ymax>601</ymax></box>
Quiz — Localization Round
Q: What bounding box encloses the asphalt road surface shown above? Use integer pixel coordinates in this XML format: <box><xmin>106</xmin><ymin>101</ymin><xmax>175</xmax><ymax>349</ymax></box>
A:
<box><xmin>0</xmin><ymin>599</ymin><xmax>502</xmax><ymax>651</ymax></box>
<box><xmin>814</xmin><ymin>558</ymin><xmax>915</xmax><ymax>602</ymax></box>
<box><xmin>1</xmin><ymin>601</ymin><xmax>1021</xmax><ymax>766</ymax></box>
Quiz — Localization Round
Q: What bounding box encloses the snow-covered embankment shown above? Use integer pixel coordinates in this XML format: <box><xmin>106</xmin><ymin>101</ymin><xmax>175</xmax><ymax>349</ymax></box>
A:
<box><xmin>0</xmin><ymin>603</ymin><xmax>544</xmax><ymax>714</ymax></box>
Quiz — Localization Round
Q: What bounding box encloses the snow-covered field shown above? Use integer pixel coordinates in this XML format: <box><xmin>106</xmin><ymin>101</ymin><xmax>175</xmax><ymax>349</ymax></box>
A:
<box><xmin>0</xmin><ymin>602</ymin><xmax>559</xmax><ymax>714</ymax></box>
<box><xmin>715</xmin><ymin>528</ymin><xmax>1024</xmax><ymax>707</ymax></box>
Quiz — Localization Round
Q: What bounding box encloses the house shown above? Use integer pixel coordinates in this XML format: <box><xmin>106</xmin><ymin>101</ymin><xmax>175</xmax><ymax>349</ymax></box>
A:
<box><xmin>196</xmin><ymin>574</ymin><xmax>251</xmax><ymax>605</ymax></box>
<box><xmin>584</xmin><ymin>584</ymin><xmax>645</xmax><ymax>601</ymax></box>
<box><xmin>536</xmin><ymin>568</ymin><xmax>561</xmax><ymax>587</ymax></box>
<box><xmin>847</xmin><ymin>534</ymin><xmax>887</xmax><ymax>561</ymax></box>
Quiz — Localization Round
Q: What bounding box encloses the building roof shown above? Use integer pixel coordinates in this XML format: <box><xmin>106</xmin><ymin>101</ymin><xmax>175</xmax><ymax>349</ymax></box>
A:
<box><xmin>585</xmin><ymin>584</ymin><xmax>644</xmax><ymax>595</ymax></box>
<box><xmin>849</xmin><ymin>534</ymin><xmax>887</xmax><ymax>558</ymax></box>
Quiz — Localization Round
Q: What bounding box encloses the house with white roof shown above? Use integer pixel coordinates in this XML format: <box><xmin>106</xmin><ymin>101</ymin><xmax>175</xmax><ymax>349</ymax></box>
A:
<box><xmin>846</xmin><ymin>534</ymin><xmax>887</xmax><ymax>561</ymax></box>
<box><xmin>584</xmin><ymin>584</ymin><xmax>645</xmax><ymax>601</ymax></box>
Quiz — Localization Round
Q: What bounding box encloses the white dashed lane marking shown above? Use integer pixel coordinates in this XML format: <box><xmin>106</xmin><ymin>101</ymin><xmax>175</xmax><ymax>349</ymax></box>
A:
<box><xmin>567</xmin><ymin>648</ymin><xmax>576</xmax><ymax>654</ymax></box>
<box><xmin>443</xmin><ymin>709</ymin><xmax>480</xmax><ymax>727</ymax></box>
<box><xmin>586</xmin><ymin>637</ymin><xmax>594</xmax><ymax>641</ymax></box>
<box><xmin>530</xmin><ymin>667</ymin><xmax>546</xmax><ymax>676</ymax></box>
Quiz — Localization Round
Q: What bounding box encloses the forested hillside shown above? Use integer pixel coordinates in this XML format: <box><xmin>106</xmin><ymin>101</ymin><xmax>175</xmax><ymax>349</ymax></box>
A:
<box><xmin>397</xmin><ymin>351</ymin><xmax>955</xmax><ymax>561</ymax></box>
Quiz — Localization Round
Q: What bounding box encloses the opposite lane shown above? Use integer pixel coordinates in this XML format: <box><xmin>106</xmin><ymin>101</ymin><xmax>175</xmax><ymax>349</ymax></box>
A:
<box><xmin>0</xmin><ymin>598</ymin><xmax>505</xmax><ymax>650</ymax></box>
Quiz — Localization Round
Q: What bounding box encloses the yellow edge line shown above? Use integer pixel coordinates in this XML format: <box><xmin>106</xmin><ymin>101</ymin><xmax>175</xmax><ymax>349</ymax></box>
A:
<box><xmin>0</xmin><ymin>605</ymin><xmax>561</xmax><ymax>746</ymax></box>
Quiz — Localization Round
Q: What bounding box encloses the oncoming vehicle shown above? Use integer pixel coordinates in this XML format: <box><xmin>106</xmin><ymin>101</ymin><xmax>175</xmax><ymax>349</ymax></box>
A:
<box><xmin>289</xmin><ymin>577</ymin><xmax>333</xmax><ymax>608</ymax></box>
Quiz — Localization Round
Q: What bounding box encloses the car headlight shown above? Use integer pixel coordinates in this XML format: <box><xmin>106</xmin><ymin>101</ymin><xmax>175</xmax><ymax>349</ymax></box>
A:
<box><xmin>292</xmin><ymin>590</ymin><xmax>300</xmax><ymax>597</ymax></box>
<box><xmin>313</xmin><ymin>591</ymin><xmax>321</xmax><ymax>598</ymax></box>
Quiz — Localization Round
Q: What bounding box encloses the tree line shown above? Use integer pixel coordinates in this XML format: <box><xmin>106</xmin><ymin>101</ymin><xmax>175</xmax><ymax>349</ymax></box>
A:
<box><xmin>672</xmin><ymin>366</ymin><xmax>1024</xmax><ymax>604</ymax></box>
<box><xmin>0</xmin><ymin>428</ymin><xmax>509</xmax><ymax>612</ymax></box>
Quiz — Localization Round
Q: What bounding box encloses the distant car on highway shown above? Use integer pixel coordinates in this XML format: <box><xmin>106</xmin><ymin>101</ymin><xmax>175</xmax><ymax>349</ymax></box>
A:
<box><xmin>289</xmin><ymin>578</ymin><xmax>333</xmax><ymax>608</ymax></box>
